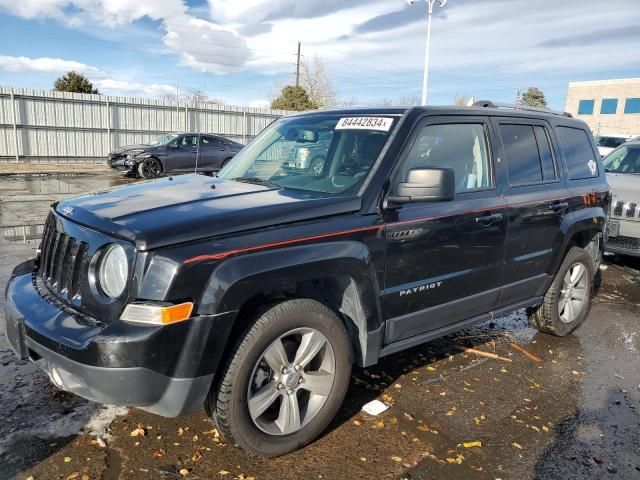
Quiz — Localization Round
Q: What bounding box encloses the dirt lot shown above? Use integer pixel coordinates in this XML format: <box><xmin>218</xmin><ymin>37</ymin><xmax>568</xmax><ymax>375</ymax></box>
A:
<box><xmin>1</xmin><ymin>173</ymin><xmax>639</xmax><ymax>480</ymax></box>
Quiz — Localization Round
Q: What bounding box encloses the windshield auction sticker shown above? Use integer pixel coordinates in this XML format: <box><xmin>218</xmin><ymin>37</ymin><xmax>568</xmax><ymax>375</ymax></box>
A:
<box><xmin>335</xmin><ymin>117</ymin><xmax>394</xmax><ymax>131</ymax></box>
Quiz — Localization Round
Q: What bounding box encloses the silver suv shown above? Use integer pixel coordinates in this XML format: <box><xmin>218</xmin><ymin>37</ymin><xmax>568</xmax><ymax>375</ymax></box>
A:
<box><xmin>604</xmin><ymin>141</ymin><xmax>640</xmax><ymax>256</ymax></box>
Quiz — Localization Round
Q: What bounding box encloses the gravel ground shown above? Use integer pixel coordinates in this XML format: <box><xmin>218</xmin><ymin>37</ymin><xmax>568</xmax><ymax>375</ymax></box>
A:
<box><xmin>0</xmin><ymin>173</ymin><xmax>638</xmax><ymax>480</ymax></box>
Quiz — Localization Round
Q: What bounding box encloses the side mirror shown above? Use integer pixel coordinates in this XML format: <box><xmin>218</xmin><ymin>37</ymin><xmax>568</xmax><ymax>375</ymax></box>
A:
<box><xmin>388</xmin><ymin>167</ymin><xmax>455</xmax><ymax>203</ymax></box>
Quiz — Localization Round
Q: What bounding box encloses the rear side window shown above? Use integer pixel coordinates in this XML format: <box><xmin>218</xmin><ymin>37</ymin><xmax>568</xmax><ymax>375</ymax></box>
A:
<box><xmin>556</xmin><ymin>127</ymin><xmax>599</xmax><ymax>180</ymax></box>
<box><xmin>499</xmin><ymin>124</ymin><xmax>557</xmax><ymax>186</ymax></box>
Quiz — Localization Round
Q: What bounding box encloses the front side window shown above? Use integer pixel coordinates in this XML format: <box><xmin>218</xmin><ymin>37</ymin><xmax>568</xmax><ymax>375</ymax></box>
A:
<box><xmin>399</xmin><ymin>123</ymin><xmax>492</xmax><ymax>193</ymax></box>
<box><xmin>603</xmin><ymin>146</ymin><xmax>640</xmax><ymax>174</ymax></box>
<box><xmin>149</xmin><ymin>133</ymin><xmax>178</xmax><ymax>146</ymax></box>
<box><xmin>219</xmin><ymin>115</ymin><xmax>397</xmax><ymax>195</ymax></box>
<box><xmin>557</xmin><ymin>127</ymin><xmax>599</xmax><ymax>180</ymax></box>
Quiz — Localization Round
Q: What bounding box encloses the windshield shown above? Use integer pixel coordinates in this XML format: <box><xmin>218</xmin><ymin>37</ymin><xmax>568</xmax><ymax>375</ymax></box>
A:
<box><xmin>595</xmin><ymin>136</ymin><xmax>628</xmax><ymax>149</ymax></box>
<box><xmin>603</xmin><ymin>145</ymin><xmax>640</xmax><ymax>174</ymax></box>
<box><xmin>218</xmin><ymin>114</ymin><xmax>397</xmax><ymax>195</ymax></box>
<box><xmin>149</xmin><ymin>133</ymin><xmax>179</xmax><ymax>146</ymax></box>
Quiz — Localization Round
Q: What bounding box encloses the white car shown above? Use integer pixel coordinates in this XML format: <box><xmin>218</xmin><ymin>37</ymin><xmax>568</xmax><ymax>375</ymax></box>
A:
<box><xmin>594</xmin><ymin>134</ymin><xmax>635</xmax><ymax>157</ymax></box>
<box><xmin>604</xmin><ymin>141</ymin><xmax>640</xmax><ymax>257</ymax></box>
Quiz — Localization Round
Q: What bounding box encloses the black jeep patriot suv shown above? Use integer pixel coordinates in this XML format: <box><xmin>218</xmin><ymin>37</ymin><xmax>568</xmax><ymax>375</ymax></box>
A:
<box><xmin>5</xmin><ymin>103</ymin><xmax>609</xmax><ymax>456</ymax></box>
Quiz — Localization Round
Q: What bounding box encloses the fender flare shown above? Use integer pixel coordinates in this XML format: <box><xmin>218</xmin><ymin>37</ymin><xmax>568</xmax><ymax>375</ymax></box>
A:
<box><xmin>197</xmin><ymin>241</ymin><xmax>383</xmax><ymax>366</ymax></box>
<box><xmin>555</xmin><ymin>206</ymin><xmax>606</xmax><ymax>271</ymax></box>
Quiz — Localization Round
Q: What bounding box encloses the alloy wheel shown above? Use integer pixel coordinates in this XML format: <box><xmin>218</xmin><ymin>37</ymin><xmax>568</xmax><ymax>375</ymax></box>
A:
<box><xmin>247</xmin><ymin>327</ymin><xmax>336</xmax><ymax>436</ymax></box>
<box><xmin>558</xmin><ymin>262</ymin><xmax>588</xmax><ymax>323</ymax></box>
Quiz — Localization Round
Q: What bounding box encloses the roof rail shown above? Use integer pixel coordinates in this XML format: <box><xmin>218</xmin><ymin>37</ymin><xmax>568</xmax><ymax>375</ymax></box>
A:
<box><xmin>472</xmin><ymin>100</ymin><xmax>573</xmax><ymax>118</ymax></box>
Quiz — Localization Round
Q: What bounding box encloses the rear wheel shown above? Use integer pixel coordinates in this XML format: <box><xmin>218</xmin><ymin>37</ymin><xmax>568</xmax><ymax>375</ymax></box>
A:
<box><xmin>528</xmin><ymin>247</ymin><xmax>594</xmax><ymax>336</ymax></box>
<box><xmin>208</xmin><ymin>299</ymin><xmax>351</xmax><ymax>457</ymax></box>
<box><xmin>137</xmin><ymin>157</ymin><xmax>162</xmax><ymax>179</ymax></box>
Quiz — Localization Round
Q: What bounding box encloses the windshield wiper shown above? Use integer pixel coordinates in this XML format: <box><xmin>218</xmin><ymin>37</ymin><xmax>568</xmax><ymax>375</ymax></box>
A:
<box><xmin>231</xmin><ymin>177</ymin><xmax>280</xmax><ymax>188</ymax></box>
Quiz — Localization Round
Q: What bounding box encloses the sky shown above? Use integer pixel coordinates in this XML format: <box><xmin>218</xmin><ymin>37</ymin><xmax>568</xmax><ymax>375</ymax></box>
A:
<box><xmin>0</xmin><ymin>0</ymin><xmax>638</xmax><ymax>110</ymax></box>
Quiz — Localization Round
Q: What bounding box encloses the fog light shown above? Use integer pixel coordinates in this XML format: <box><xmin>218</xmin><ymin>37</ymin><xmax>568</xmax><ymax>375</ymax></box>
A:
<box><xmin>120</xmin><ymin>302</ymin><xmax>194</xmax><ymax>326</ymax></box>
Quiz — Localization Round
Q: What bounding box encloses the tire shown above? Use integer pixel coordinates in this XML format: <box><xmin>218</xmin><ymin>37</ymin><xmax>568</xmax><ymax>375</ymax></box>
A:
<box><xmin>137</xmin><ymin>157</ymin><xmax>163</xmax><ymax>179</ymax></box>
<box><xmin>208</xmin><ymin>299</ymin><xmax>351</xmax><ymax>457</ymax></box>
<box><xmin>309</xmin><ymin>156</ymin><xmax>325</xmax><ymax>176</ymax></box>
<box><xmin>221</xmin><ymin>157</ymin><xmax>232</xmax><ymax>169</ymax></box>
<box><xmin>528</xmin><ymin>247</ymin><xmax>594</xmax><ymax>336</ymax></box>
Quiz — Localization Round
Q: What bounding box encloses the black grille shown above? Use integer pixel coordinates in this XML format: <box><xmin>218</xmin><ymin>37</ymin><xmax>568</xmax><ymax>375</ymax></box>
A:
<box><xmin>627</xmin><ymin>203</ymin><xmax>638</xmax><ymax>219</ymax></box>
<box><xmin>39</xmin><ymin>215</ymin><xmax>88</xmax><ymax>301</ymax></box>
<box><xmin>608</xmin><ymin>235</ymin><xmax>640</xmax><ymax>251</ymax></box>
<box><xmin>613</xmin><ymin>201</ymin><xmax>624</xmax><ymax>216</ymax></box>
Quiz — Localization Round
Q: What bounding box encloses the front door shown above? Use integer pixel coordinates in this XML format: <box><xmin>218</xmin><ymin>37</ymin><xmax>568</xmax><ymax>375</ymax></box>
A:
<box><xmin>492</xmin><ymin>118</ymin><xmax>569</xmax><ymax>306</ymax></box>
<box><xmin>199</xmin><ymin>136</ymin><xmax>228</xmax><ymax>170</ymax></box>
<box><xmin>382</xmin><ymin>117</ymin><xmax>507</xmax><ymax>344</ymax></box>
<box><xmin>166</xmin><ymin>134</ymin><xmax>198</xmax><ymax>172</ymax></box>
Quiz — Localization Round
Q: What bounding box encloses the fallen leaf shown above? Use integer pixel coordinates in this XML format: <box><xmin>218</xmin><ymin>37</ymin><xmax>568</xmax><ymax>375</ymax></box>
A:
<box><xmin>64</xmin><ymin>457</ymin><xmax>72</xmax><ymax>463</ymax></box>
<box><xmin>391</xmin><ymin>456</ymin><xmax>402</xmax><ymax>462</ymax></box>
<box><xmin>512</xmin><ymin>442</ymin><xmax>523</xmax><ymax>449</ymax></box>
<box><xmin>500</xmin><ymin>367</ymin><xmax>508</xmax><ymax>373</ymax></box>
<box><xmin>65</xmin><ymin>474</ymin><xmax>79</xmax><ymax>480</ymax></box>
<box><xmin>427</xmin><ymin>366</ymin><xmax>436</xmax><ymax>372</ymax></box>
<box><xmin>218</xmin><ymin>471</ymin><xmax>230</xmax><ymax>476</ymax></box>
<box><xmin>130</xmin><ymin>428</ymin><xmax>146</xmax><ymax>437</ymax></box>
<box><xmin>360</xmin><ymin>457</ymin><xmax>367</xmax><ymax>461</ymax></box>
<box><xmin>572</xmin><ymin>371</ymin><xmax>580</xmax><ymax>376</ymax></box>
<box><xmin>152</xmin><ymin>449</ymin><xmax>166</xmax><ymax>458</ymax></box>
<box><xmin>394</xmin><ymin>383</ymin><xmax>402</xmax><ymax>389</ymax></box>
<box><xmin>417</xmin><ymin>425</ymin><xmax>430</xmax><ymax>432</ymax></box>
<box><xmin>179</xmin><ymin>468</ymin><xmax>190</xmax><ymax>477</ymax></box>
<box><xmin>462</xmin><ymin>441</ymin><xmax>482</xmax><ymax>448</ymax></box>
<box><xmin>26</xmin><ymin>477</ymin><xmax>34</xmax><ymax>480</ymax></box>
<box><xmin>542</xmin><ymin>426</ymin><xmax>550</xmax><ymax>432</ymax></box>
<box><xmin>82</xmin><ymin>476</ymin><xmax>89</xmax><ymax>480</ymax></box>
<box><xmin>192</xmin><ymin>450</ymin><xmax>202</xmax><ymax>462</ymax></box>
<box><xmin>353</xmin><ymin>420</ymin><xmax>361</xmax><ymax>426</ymax></box>
<box><xmin>372</xmin><ymin>420</ymin><xmax>385</xmax><ymax>429</ymax></box>
<box><xmin>178</xmin><ymin>427</ymin><xmax>185</xmax><ymax>436</ymax></box>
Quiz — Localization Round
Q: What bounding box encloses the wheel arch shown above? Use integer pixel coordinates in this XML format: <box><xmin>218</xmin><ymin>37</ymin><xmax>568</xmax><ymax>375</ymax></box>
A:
<box><xmin>556</xmin><ymin>206</ymin><xmax>606</xmax><ymax>272</ymax></box>
<box><xmin>197</xmin><ymin>241</ymin><xmax>384</xmax><ymax>367</ymax></box>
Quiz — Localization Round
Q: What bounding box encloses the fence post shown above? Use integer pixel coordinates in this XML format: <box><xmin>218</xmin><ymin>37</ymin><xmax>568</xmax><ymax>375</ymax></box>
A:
<box><xmin>10</xmin><ymin>88</ymin><xmax>19</xmax><ymax>162</ymax></box>
<box><xmin>105</xmin><ymin>96</ymin><xmax>112</xmax><ymax>155</ymax></box>
<box><xmin>185</xmin><ymin>104</ymin><xmax>189</xmax><ymax>132</ymax></box>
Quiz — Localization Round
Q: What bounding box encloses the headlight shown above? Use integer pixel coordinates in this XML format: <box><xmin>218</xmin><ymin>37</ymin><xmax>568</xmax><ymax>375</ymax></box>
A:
<box><xmin>98</xmin><ymin>244</ymin><xmax>128</xmax><ymax>298</ymax></box>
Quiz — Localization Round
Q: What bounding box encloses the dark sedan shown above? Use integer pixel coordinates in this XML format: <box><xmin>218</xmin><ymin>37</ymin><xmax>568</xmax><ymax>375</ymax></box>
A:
<box><xmin>108</xmin><ymin>133</ymin><xmax>244</xmax><ymax>178</ymax></box>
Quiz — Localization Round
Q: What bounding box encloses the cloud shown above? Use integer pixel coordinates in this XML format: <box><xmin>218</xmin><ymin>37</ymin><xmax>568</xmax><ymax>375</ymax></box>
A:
<box><xmin>0</xmin><ymin>55</ymin><xmax>104</xmax><ymax>76</ymax></box>
<box><xmin>162</xmin><ymin>16</ymin><xmax>251</xmax><ymax>74</ymax></box>
<box><xmin>95</xmin><ymin>78</ymin><xmax>176</xmax><ymax>97</ymax></box>
<box><xmin>352</xmin><ymin>7</ymin><xmax>420</xmax><ymax>35</ymax></box>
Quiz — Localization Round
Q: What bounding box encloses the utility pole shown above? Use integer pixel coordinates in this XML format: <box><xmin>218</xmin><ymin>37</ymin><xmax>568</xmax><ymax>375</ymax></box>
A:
<box><xmin>295</xmin><ymin>42</ymin><xmax>301</xmax><ymax>87</ymax></box>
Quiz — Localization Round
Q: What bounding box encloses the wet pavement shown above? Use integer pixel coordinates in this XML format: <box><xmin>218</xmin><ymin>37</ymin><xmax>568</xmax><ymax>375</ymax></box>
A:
<box><xmin>0</xmin><ymin>173</ymin><xmax>639</xmax><ymax>480</ymax></box>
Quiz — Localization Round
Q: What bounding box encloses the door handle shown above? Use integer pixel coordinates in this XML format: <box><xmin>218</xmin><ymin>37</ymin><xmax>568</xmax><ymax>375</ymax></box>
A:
<box><xmin>549</xmin><ymin>202</ymin><xmax>569</xmax><ymax>212</ymax></box>
<box><xmin>475</xmin><ymin>212</ymin><xmax>503</xmax><ymax>225</ymax></box>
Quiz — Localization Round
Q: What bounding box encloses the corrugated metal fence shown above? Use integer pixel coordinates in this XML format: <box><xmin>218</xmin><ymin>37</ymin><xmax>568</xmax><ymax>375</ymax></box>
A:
<box><xmin>0</xmin><ymin>86</ymin><xmax>288</xmax><ymax>163</ymax></box>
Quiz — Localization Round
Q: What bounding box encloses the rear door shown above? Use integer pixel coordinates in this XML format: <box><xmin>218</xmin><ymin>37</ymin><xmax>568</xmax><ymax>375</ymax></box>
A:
<box><xmin>382</xmin><ymin>116</ymin><xmax>507</xmax><ymax>344</ymax></box>
<box><xmin>199</xmin><ymin>135</ymin><xmax>228</xmax><ymax>170</ymax></box>
<box><xmin>492</xmin><ymin>117</ymin><xmax>569</xmax><ymax>306</ymax></box>
<box><xmin>166</xmin><ymin>134</ymin><xmax>198</xmax><ymax>172</ymax></box>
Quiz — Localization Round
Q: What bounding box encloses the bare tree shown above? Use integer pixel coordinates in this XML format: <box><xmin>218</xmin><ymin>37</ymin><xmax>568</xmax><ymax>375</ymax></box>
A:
<box><xmin>300</xmin><ymin>56</ymin><xmax>337</xmax><ymax>109</ymax></box>
<box><xmin>453</xmin><ymin>95</ymin><xmax>473</xmax><ymax>107</ymax></box>
<box><xmin>161</xmin><ymin>88</ymin><xmax>226</xmax><ymax>106</ymax></box>
<box><xmin>398</xmin><ymin>95</ymin><xmax>421</xmax><ymax>106</ymax></box>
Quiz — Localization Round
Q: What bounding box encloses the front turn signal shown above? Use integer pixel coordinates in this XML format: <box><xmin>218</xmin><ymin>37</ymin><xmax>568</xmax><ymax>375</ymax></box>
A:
<box><xmin>120</xmin><ymin>302</ymin><xmax>194</xmax><ymax>326</ymax></box>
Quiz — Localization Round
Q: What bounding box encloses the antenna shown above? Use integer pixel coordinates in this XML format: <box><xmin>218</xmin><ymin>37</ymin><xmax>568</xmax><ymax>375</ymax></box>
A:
<box><xmin>194</xmin><ymin>132</ymin><xmax>201</xmax><ymax>174</ymax></box>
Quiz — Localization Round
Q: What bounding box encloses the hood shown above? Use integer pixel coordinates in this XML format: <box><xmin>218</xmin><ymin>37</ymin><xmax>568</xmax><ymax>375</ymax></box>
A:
<box><xmin>606</xmin><ymin>172</ymin><xmax>640</xmax><ymax>203</ymax></box>
<box><xmin>112</xmin><ymin>144</ymin><xmax>151</xmax><ymax>155</ymax></box>
<box><xmin>55</xmin><ymin>174</ymin><xmax>362</xmax><ymax>250</ymax></box>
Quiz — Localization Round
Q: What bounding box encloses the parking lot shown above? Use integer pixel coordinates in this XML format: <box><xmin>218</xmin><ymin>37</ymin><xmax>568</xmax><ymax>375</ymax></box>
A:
<box><xmin>1</xmin><ymin>172</ymin><xmax>639</xmax><ymax>480</ymax></box>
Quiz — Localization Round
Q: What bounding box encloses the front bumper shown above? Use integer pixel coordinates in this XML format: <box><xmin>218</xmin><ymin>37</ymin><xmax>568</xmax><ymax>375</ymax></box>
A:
<box><xmin>3</xmin><ymin>261</ymin><xmax>235</xmax><ymax>417</ymax></box>
<box><xmin>606</xmin><ymin>219</ymin><xmax>640</xmax><ymax>257</ymax></box>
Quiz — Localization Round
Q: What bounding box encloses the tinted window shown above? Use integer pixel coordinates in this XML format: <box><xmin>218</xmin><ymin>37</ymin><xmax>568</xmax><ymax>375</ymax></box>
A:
<box><xmin>624</xmin><ymin>98</ymin><xmax>640</xmax><ymax>114</ymax></box>
<box><xmin>601</xmin><ymin>99</ymin><xmax>618</xmax><ymax>114</ymax></box>
<box><xmin>556</xmin><ymin>127</ymin><xmax>598</xmax><ymax>180</ymax></box>
<box><xmin>603</xmin><ymin>146</ymin><xmax>640</xmax><ymax>174</ymax></box>
<box><xmin>201</xmin><ymin>136</ymin><xmax>220</xmax><ymax>146</ymax></box>
<box><xmin>534</xmin><ymin>126</ymin><xmax>557</xmax><ymax>181</ymax></box>
<box><xmin>401</xmin><ymin>123</ymin><xmax>492</xmax><ymax>193</ymax></box>
<box><xmin>578</xmin><ymin>100</ymin><xmax>594</xmax><ymax>115</ymax></box>
<box><xmin>500</xmin><ymin>124</ymin><xmax>543</xmax><ymax>185</ymax></box>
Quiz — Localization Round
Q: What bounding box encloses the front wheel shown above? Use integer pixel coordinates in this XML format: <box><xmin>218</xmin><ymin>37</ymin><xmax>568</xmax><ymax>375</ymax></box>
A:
<box><xmin>528</xmin><ymin>246</ymin><xmax>594</xmax><ymax>336</ymax></box>
<box><xmin>137</xmin><ymin>157</ymin><xmax>162</xmax><ymax>179</ymax></box>
<box><xmin>208</xmin><ymin>299</ymin><xmax>351</xmax><ymax>457</ymax></box>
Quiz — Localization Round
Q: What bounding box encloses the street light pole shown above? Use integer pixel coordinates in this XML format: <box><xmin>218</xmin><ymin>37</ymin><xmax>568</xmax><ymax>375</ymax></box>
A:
<box><xmin>409</xmin><ymin>0</ymin><xmax>448</xmax><ymax>106</ymax></box>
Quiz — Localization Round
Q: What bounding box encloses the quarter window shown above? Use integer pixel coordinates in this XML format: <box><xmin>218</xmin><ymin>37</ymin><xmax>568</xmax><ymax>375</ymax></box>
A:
<box><xmin>624</xmin><ymin>98</ymin><xmax>640</xmax><ymax>114</ymax></box>
<box><xmin>499</xmin><ymin>124</ymin><xmax>557</xmax><ymax>186</ymax></box>
<box><xmin>600</xmin><ymin>99</ymin><xmax>618</xmax><ymax>115</ymax></box>
<box><xmin>400</xmin><ymin>123</ymin><xmax>492</xmax><ymax>194</ymax></box>
<box><xmin>577</xmin><ymin>100</ymin><xmax>595</xmax><ymax>115</ymax></box>
<box><xmin>556</xmin><ymin>127</ymin><xmax>599</xmax><ymax>180</ymax></box>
